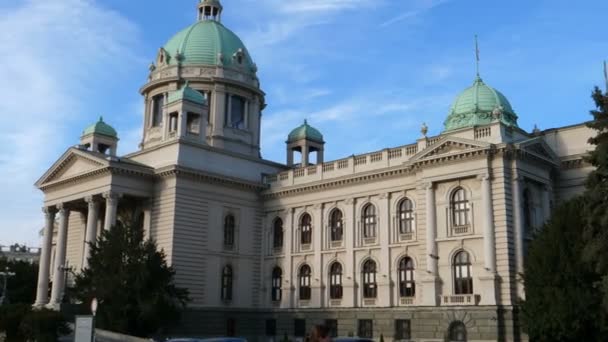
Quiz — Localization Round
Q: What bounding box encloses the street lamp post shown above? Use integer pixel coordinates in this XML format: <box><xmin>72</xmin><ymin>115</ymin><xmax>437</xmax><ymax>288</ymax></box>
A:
<box><xmin>0</xmin><ymin>267</ymin><xmax>16</xmax><ymax>305</ymax></box>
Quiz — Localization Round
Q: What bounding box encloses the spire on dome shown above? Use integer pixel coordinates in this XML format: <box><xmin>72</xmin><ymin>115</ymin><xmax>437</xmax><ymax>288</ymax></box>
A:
<box><xmin>198</xmin><ymin>0</ymin><xmax>223</xmax><ymax>22</ymax></box>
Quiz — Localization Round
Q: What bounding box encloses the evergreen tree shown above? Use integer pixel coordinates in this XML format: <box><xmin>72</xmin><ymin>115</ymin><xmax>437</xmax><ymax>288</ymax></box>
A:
<box><xmin>583</xmin><ymin>87</ymin><xmax>608</xmax><ymax>312</ymax></box>
<box><xmin>0</xmin><ymin>257</ymin><xmax>38</xmax><ymax>304</ymax></box>
<box><xmin>72</xmin><ymin>217</ymin><xmax>189</xmax><ymax>337</ymax></box>
<box><xmin>521</xmin><ymin>198</ymin><xmax>605</xmax><ymax>341</ymax></box>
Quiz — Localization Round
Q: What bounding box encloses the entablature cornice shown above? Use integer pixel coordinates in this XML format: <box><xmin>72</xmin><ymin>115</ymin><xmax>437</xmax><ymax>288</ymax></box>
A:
<box><xmin>155</xmin><ymin>165</ymin><xmax>265</xmax><ymax>192</ymax></box>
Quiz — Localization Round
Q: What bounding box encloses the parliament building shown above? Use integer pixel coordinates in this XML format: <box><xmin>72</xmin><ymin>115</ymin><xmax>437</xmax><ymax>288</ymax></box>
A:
<box><xmin>32</xmin><ymin>1</ymin><xmax>595</xmax><ymax>341</ymax></box>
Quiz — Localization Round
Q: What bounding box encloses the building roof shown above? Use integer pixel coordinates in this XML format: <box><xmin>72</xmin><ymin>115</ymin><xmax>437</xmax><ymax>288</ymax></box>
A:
<box><xmin>288</xmin><ymin>120</ymin><xmax>324</xmax><ymax>143</ymax></box>
<box><xmin>162</xmin><ymin>20</ymin><xmax>255</xmax><ymax>72</ymax></box>
<box><xmin>444</xmin><ymin>76</ymin><xmax>519</xmax><ymax>131</ymax></box>
<box><xmin>168</xmin><ymin>82</ymin><xmax>207</xmax><ymax>105</ymax></box>
<box><xmin>82</xmin><ymin>117</ymin><xmax>117</xmax><ymax>138</ymax></box>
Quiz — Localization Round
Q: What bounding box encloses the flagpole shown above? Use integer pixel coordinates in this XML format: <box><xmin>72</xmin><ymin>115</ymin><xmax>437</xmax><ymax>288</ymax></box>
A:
<box><xmin>475</xmin><ymin>35</ymin><xmax>480</xmax><ymax>77</ymax></box>
<box><xmin>604</xmin><ymin>60</ymin><xmax>607</xmax><ymax>93</ymax></box>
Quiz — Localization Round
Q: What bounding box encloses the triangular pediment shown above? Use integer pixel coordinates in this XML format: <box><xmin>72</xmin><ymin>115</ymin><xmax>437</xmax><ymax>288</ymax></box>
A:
<box><xmin>410</xmin><ymin>137</ymin><xmax>492</xmax><ymax>162</ymax></box>
<box><xmin>36</xmin><ymin>148</ymin><xmax>110</xmax><ymax>188</ymax></box>
<box><xmin>517</xmin><ymin>138</ymin><xmax>560</xmax><ymax>165</ymax></box>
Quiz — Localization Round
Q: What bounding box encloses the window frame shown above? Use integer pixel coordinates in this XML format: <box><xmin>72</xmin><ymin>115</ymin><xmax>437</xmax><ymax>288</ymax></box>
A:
<box><xmin>299</xmin><ymin>264</ymin><xmax>312</xmax><ymax>300</ymax></box>
<box><xmin>362</xmin><ymin>259</ymin><xmax>377</xmax><ymax>298</ymax></box>
<box><xmin>223</xmin><ymin>214</ymin><xmax>236</xmax><ymax>248</ymax></box>
<box><xmin>453</xmin><ymin>251</ymin><xmax>473</xmax><ymax>295</ymax></box>
<box><xmin>300</xmin><ymin>213</ymin><xmax>312</xmax><ymax>245</ymax></box>
<box><xmin>357</xmin><ymin>319</ymin><xmax>373</xmax><ymax>338</ymax></box>
<box><xmin>271</xmin><ymin>267</ymin><xmax>282</xmax><ymax>302</ymax></box>
<box><xmin>398</xmin><ymin>198</ymin><xmax>415</xmax><ymax>234</ymax></box>
<box><xmin>451</xmin><ymin>188</ymin><xmax>470</xmax><ymax>227</ymax></box>
<box><xmin>225</xmin><ymin>94</ymin><xmax>247</xmax><ymax>130</ymax></box>
<box><xmin>151</xmin><ymin>94</ymin><xmax>164</xmax><ymax>127</ymax></box>
<box><xmin>362</xmin><ymin>204</ymin><xmax>377</xmax><ymax>238</ymax></box>
<box><xmin>329</xmin><ymin>209</ymin><xmax>344</xmax><ymax>242</ymax></box>
<box><xmin>273</xmin><ymin>218</ymin><xmax>284</xmax><ymax>249</ymax></box>
<box><xmin>398</xmin><ymin>257</ymin><xmax>416</xmax><ymax>298</ymax></box>
<box><xmin>329</xmin><ymin>262</ymin><xmax>343</xmax><ymax>299</ymax></box>
<box><xmin>221</xmin><ymin>265</ymin><xmax>233</xmax><ymax>301</ymax></box>
<box><xmin>294</xmin><ymin>319</ymin><xmax>306</xmax><ymax>337</ymax></box>
<box><xmin>394</xmin><ymin>319</ymin><xmax>411</xmax><ymax>340</ymax></box>
<box><xmin>448</xmin><ymin>321</ymin><xmax>467</xmax><ymax>342</ymax></box>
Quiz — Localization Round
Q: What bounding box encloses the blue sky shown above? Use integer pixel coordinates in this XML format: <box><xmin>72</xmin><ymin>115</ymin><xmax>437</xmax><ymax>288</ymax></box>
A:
<box><xmin>1</xmin><ymin>0</ymin><xmax>607</xmax><ymax>246</ymax></box>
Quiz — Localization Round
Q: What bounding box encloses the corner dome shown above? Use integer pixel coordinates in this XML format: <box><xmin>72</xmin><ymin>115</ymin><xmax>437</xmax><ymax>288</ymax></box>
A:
<box><xmin>168</xmin><ymin>82</ymin><xmax>207</xmax><ymax>105</ymax></box>
<box><xmin>162</xmin><ymin>20</ymin><xmax>255</xmax><ymax>72</ymax></box>
<box><xmin>82</xmin><ymin>117</ymin><xmax>117</xmax><ymax>138</ymax></box>
<box><xmin>444</xmin><ymin>76</ymin><xmax>519</xmax><ymax>131</ymax></box>
<box><xmin>288</xmin><ymin>120</ymin><xmax>324</xmax><ymax>143</ymax></box>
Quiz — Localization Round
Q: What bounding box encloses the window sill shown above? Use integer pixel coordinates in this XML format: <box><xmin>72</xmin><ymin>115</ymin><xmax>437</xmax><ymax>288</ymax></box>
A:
<box><xmin>363</xmin><ymin>237</ymin><xmax>377</xmax><ymax>245</ymax></box>
<box><xmin>362</xmin><ymin>298</ymin><xmax>377</xmax><ymax>306</ymax></box>
<box><xmin>299</xmin><ymin>300</ymin><xmax>310</xmax><ymax>307</ymax></box>
<box><xmin>399</xmin><ymin>233</ymin><xmax>414</xmax><ymax>241</ymax></box>
<box><xmin>300</xmin><ymin>244</ymin><xmax>312</xmax><ymax>251</ymax></box>
<box><xmin>330</xmin><ymin>241</ymin><xmax>343</xmax><ymax>248</ymax></box>
<box><xmin>399</xmin><ymin>297</ymin><xmax>415</xmax><ymax>305</ymax></box>
<box><xmin>451</xmin><ymin>225</ymin><xmax>471</xmax><ymax>235</ymax></box>
<box><xmin>273</xmin><ymin>247</ymin><xmax>283</xmax><ymax>254</ymax></box>
<box><xmin>329</xmin><ymin>299</ymin><xmax>342</xmax><ymax>306</ymax></box>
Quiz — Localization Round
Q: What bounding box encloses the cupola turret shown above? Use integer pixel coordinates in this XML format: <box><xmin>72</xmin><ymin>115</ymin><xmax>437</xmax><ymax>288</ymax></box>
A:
<box><xmin>80</xmin><ymin>117</ymin><xmax>118</xmax><ymax>156</ymax></box>
<box><xmin>286</xmin><ymin>120</ymin><xmax>325</xmax><ymax>167</ymax></box>
<box><xmin>198</xmin><ymin>0</ymin><xmax>223</xmax><ymax>22</ymax></box>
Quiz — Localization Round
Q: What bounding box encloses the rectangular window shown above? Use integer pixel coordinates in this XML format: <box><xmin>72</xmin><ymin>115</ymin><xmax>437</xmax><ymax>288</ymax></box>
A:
<box><xmin>266</xmin><ymin>319</ymin><xmax>277</xmax><ymax>337</ymax></box>
<box><xmin>325</xmin><ymin>319</ymin><xmax>338</xmax><ymax>338</ymax></box>
<box><xmin>394</xmin><ymin>319</ymin><xmax>411</xmax><ymax>340</ymax></box>
<box><xmin>294</xmin><ymin>319</ymin><xmax>306</xmax><ymax>337</ymax></box>
<box><xmin>151</xmin><ymin>94</ymin><xmax>164</xmax><ymax>127</ymax></box>
<box><xmin>358</xmin><ymin>319</ymin><xmax>373</xmax><ymax>338</ymax></box>
<box><xmin>187</xmin><ymin>113</ymin><xmax>201</xmax><ymax>134</ymax></box>
<box><xmin>226</xmin><ymin>318</ymin><xmax>236</xmax><ymax>337</ymax></box>
<box><xmin>226</xmin><ymin>94</ymin><xmax>247</xmax><ymax>130</ymax></box>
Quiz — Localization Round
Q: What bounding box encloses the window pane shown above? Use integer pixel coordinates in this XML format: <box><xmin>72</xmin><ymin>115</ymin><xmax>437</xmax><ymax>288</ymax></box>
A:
<box><xmin>294</xmin><ymin>319</ymin><xmax>306</xmax><ymax>337</ymax></box>
<box><xmin>230</xmin><ymin>95</ymin><xmax>246</xmax><ymax>129</ymax></box>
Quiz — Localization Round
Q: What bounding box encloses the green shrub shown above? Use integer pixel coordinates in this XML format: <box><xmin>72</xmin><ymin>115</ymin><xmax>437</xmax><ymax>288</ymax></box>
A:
<box><xmin>0</xmin><ymin>303</ymin><xmax>31</xmax><ymax>341</ymax></box>
<box><xmin>19</xmin><ymin>308</ymin><xmax>71</xmax><ymax>342</ymax></box>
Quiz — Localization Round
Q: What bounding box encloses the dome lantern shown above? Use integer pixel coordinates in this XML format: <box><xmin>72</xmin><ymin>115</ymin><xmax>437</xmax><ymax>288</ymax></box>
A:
<box><xmin>286</xmin><ymin>120</ymin><xmax>325</xmax><ymax>168</ymax></box>
<box><xmin>80</xmin><ymin>116</ymin><xmax>119</xmax><ymax>156</ymax></box>
<box><xmin>198</xmin><ymin>0</ymin><xmax>223</xmax><ymax>22</ymax></box>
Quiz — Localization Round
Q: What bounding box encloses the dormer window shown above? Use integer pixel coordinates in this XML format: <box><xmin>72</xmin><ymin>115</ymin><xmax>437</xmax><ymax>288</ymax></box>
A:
<box><xmin>187</xmin><ymin>113</ymin><xmax>201</xmax><ymax>135</ymax></box>
<box><xmin>233</xmin><ymin>49</ymin><xmax>245</xmax><ymax>65</ymax></box>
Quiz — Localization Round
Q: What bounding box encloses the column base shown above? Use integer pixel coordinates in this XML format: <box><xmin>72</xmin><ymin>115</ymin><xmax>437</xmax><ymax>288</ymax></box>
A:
<box><xmin>479</xmin><ymin>272</ymin><xmax>498</xmax><ymax>305</ymax></box>
<box><xmin>421</xmin><ymin>275</ymin><xmax>440</xmax><ymax>306</ymax></box>
<box><xmin>45</xmin><ymin>302</ymin><xmax>62</xmax><ymax>311</ymax></box>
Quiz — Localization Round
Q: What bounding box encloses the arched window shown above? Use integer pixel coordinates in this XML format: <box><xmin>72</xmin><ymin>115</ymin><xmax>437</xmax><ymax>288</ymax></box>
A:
<box><xmin>273</xmin><ymin>218</ymin><xmax>283</xmax><ymax>249</ymax></box>
<box><xmin>300</xmin><ymin>214</ymin><xmax>312</xmax><ymax>245</ymax></box>
<box><xmin>362</xmin><ymin>204</ymin><xmax>377</xmax><ymax>238</ymax></box>
<box><xmin>398</xmin><ymin>199</ymin><xmax>415</xmax><ymax>234</ymax></box>
<box><xmin>448</xmin><ymin>321</ymin><xmax>467</xmax><ymax>342</ymax></box>
<box><xmin>330</xmin><ymin>209</ymin><xmax>343</xmax><ymax>242</ymax></box>
<box><xmin>271</xmin><ymin>267</ymin><xmax>282</xmax><ymax>302</ymax></box>
<box><xmin>398</xmin><ymin>257</ymin><xmax>415</xmax><ymax>298</ymax></box>
<box><xmin>299</xmin><ymin>265</ymin><xmax>312</xmax><ymax>300</ymax></box>
<box><xmin>453</xmin><ymin>251</ymin><xmax>473</xmax><ymax>295</ymax></box>
<box><xmin>221</xmin><ymin>265</ymin><xmax>233</xmax><ymax>301</ymax></box>
<box><xmin>329</xmin><ymin>262</ymin><xmax>343</xmax><ymax>299</ymax></box>
<box><xmin>362</xmin><ymin>259</ymin><xmax>377</xmax><ymax>298</ymax></box>
<box><xmin>451</xmin><ymin>188</ymin><xmax>469</xmax><ymax>227</ymax></box>
<box><xmin>224</xmin><ymin>214</ymin><xmax>235</xmax><ymax>247</ymax></box>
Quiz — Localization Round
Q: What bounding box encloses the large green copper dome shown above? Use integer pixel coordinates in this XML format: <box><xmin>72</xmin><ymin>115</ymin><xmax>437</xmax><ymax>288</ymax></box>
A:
<box><xmin>288</xmin><ymin>120</ymin><xmax>324</xmax><ymax>143</ymax></box>
<box><xmin>444</xmin><ymin>76</ymin><xmax>518</xmax><ymax>131</ymax></box>
<box><xmin>162</xmin><ymin>20</ymin><xmax>255</xmax><ymax>72</ymax></box>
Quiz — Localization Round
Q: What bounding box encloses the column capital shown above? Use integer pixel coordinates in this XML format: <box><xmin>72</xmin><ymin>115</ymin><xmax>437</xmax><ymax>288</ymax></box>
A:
<box><xmin>103</xmin><ymin>191</ymin><xmax>122</xmax><ymax>201</ymax></box>
<box><xmin>84</xmin><ymin>195</ymin><xmax>101</xmax><ymax>206</ymax></box>
<box><xmin>312</xmin><ymin>203</ymin><xmax>323</xmax><ymax>211</ymax></box>
<box><xmin>42</xmin><ymin>206</ymin><xmax>57</xmax><ymax>216</ymax></box>
<box><xmin>56</xmin><ymin>203</ymin><xmax>69</xmax><ymax>212</ymax></box>
<box><xmin>424</xmin><ymin>182</ymin><xmax>434</xmax><ymax>191</ymax></box>
<box><xmin>477</xmin><ymin>173</ymin><xmax>491</xmax><ymax>181</ymax></box>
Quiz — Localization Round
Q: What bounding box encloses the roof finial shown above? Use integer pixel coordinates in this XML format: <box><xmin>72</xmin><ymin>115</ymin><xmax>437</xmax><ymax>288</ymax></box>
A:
<box><xmin>99</xmin><ymin>116</ymin><xmax>104</xmax><ymax>122</ymax></box>
<box><xmin>475</xmin><ymin>34</ymin><xmax>480</xmax><ymax>79</ymax></box>
<box><xmin>304</xmin><ymin>119</ymin><xmax>308</xmax><ymax>125</ymax></box>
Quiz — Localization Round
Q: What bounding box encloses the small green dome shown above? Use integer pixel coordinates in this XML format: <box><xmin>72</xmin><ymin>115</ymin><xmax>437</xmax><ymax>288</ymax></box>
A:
<box><xmin>162</xmin><ymin>20</ymin><xmax>255</xmax><ymax>72</ymax></box>
<box><xmin>444</xmin><ymin>76</ymin><xmax>519</xmax><ymax>131</ymax></box>
<box><xmin>82</xmin><ymin>117</ymin><xmax>117</xmax><ymax>138</ymax></box>
<box><xmin>288</xmin><ymin>120</ymin><xmax>324</xmax><ymax>143</ymax></box>
<box><xmin>167</xmin><ymin>82</ymin><xmax>206</xmax><ymax>105</ymax></box>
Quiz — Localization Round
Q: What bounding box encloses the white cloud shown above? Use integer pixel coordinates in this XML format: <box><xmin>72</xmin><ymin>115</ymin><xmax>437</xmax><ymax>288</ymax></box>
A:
<box><xmin>275</xmin><ymin>0</ymin><xmax>378</xmax><ymax>14</ymax></box>
<box><xmin>380</xmin><ymin>0</ymin><xmax>449</xmax><ymax>27</ymax></box>
<box><xmin>0</xmin><ymin>0</ymin><xmax>140</xmax><ymax>246</ymax></box>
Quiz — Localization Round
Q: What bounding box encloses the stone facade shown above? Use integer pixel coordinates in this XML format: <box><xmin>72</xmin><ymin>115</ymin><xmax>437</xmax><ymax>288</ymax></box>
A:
<box><xmin>32</xmin><ymin>1</ymin><xmax>595</xmax><ymax>341</ymax></box>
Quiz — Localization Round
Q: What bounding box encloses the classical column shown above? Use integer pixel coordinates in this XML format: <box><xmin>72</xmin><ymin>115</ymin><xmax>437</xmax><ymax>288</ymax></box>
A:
<box><xmin>82</xmin><ymin>197</ymin><xmax>100</xmax><ymax>270</ymax></box>
<box><xmin>34</xmin><ymin>207</ymin><xmax>56</xmax><ymax>306</ymax></box>
<box><xmin>302</xmin><ymin>145</ymin><xmax>309</xmax><ymax>167</ymax></box>
<box><xmin>312</xmin><ymin>204</ymin><xmax>323</xmax><ymax>307</ymax></box>
<box><xmin>542</xmin><ymin>185</ymin><xmax>552</xmax><ymax>223</ymax></box>
<box><xmin>479</xmin><ymin>174</ymin><xmax>498</xmax><ymax>305</ymax></box>
<box><xmin>103</xmin><ymin>192</ymin><xmax>120</xmax><ymax>231</ymax></box>
<box><xmin>282</xmin><ymin>208</ymin><xmax>294</xmax><ymax>308</ymax></box>
<box><xmin>425</xmin><ymin>183</ymin><xmax>438</xmax><ymax>275</ymax></box>
<box><xmin>49</xmin><ymin>205</ymin><xmax>70</xmax><ymax>308</ymax></box>
<box><xmin>512</xmin><ymin>174</ymin><xmax>525</xmax><ymax>299</ymax></box>
<box><xmin>142</xmin><ymin>200</ymin><xmax>152</xmax><ymax>241</ymax></box>
<box><xmin>480</xmin><ymin>175</ymin><xmax>496</xmax><ymax>272</ymax></box>
<box><xmin>378</xmin><ymin>193</ymin><xmax>391</xmax><ymax>307</ymax></box>
<box><xmin>421</xmin><ymin>182</ymin><xmax>439</xmax><ymax>306</ymax></box>
<box><xmin>344</xmin><ymin>198</ymin><xmax>357</xmax><ymax>307</ymax></box>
